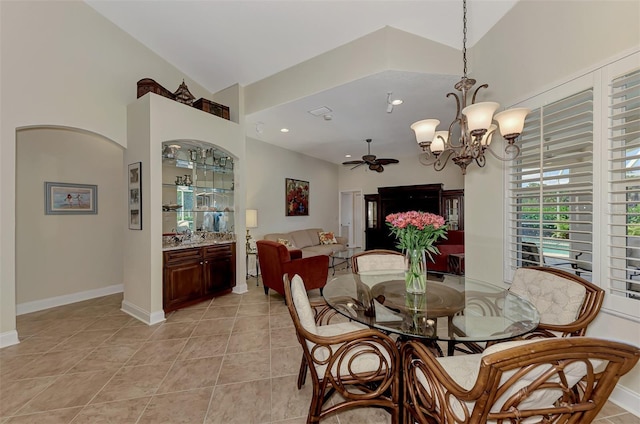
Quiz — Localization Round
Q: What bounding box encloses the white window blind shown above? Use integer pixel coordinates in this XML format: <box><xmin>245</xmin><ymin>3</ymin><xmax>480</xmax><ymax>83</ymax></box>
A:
<box><xmin>608</xmin><ymin>67</ymin><xmax>640</xmax><ymax>300</ymax></box>
<box><xmin>508</xmin><ymin>89</ymin><xmax>594</xmax><ymax>277</ymax></box>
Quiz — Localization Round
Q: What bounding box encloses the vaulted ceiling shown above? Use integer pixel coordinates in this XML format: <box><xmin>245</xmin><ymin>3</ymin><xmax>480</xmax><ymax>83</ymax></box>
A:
<box><xmin>86</xmin><ymin>1</ymin><xmax>518</xmax><ymax>164</ymax></box>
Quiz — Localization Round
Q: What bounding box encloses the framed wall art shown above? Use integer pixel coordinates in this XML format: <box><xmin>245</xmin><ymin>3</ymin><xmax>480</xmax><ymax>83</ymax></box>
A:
<box><xmin>285</xmin><ymin>178</ymin><xmax>309</xmax><ymax>216</ymax></box>
<box><xmin>128</xmin><ymin>162</ymin><xmax>142</xmax><ymax>230</ymax></box>
<box><xmin>45</xmin><ymin>182</ymin><xmax>98</xmax><ymax>215</ymax></box>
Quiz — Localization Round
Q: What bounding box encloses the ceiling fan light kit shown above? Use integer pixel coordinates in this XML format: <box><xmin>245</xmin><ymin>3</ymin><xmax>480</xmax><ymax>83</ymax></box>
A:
<box><xmin>411</xmin><ymin>0</ymin><xmax>529</xmax><ymax>175</ymax></box>
<box><xmin>386</xmin><ymin>92</ymin><xmax>403</xmax><ymax>113</ymax></box>
<box><xmin>342</xmin><ymin>138</ymin><xmax>399</xmax><ymax>173</ymax></box>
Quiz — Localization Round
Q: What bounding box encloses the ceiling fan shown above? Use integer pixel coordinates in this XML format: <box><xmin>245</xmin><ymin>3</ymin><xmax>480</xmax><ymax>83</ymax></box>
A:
<box><xmin>342</xmin><ymin>139</ymin><xmax>399</xmax><ymax>173</ymax></box>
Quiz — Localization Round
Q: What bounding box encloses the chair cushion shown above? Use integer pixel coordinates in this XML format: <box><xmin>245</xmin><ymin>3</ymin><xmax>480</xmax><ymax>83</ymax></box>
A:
<box><xmin>482</xmin><ymin>339</ymin><xmax>594</xmax><ymax>418</ymax></box>
<box><xmin>429</xmin><ymin>339</ymin><xmax>594</xmax><ymax>423</ymax></box>
<box><xmin>356</xmin><ymin>255</ymin><xmax>405</xmax><ymax>272</ymax></box>
<box><xmin>290</xmin><ymin>274</ymin><xmax>317</xmax><ymax>333</ymax></box>
<box><xmin>510</xmin><ymin>268</ymin><xmax>586</xmax><ymax>325</ymax></box>
<box><xmin>309</xmin><ymin>321</ymin><xmax>393</xmax><ymax>379</ymax></box>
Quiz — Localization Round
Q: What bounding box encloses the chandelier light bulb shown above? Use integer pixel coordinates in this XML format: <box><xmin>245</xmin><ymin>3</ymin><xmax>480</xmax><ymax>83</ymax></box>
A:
<box><xmin>411</xmin><ymin>119</ymin><xmax>440</xmax><ymax>144</ymax></box>
<box><xmin>462</xmin><ymin>102</ymin><xmax>500</xmax><ymax>135</ymax></box>
<box><xmin>494</xmin><ymin>108</ymin><xmax>531</xmax><ymax>139</ymax></box>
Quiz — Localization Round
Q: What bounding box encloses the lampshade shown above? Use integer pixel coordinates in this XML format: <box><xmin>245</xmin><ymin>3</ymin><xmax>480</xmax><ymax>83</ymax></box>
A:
<box><xmin>462</xmin><ymin>101</ymin><xmax>500</xmax><ymax>133</ymax></box>
<box><xmin>431</xmin><ymin>131</ymin><xmax>449</xmax><ymax>153</ymax></box>
<box><xmin>494</xmin><ymin>108</ymin><xmax>531</xmax><ymax>137</ymax></box>
<box><xmin>246</xmin><ymin>209</ymin><xmax>258</xmax><ymax>228</ymax></box>
<box><xmin>411</xmin><ymin>119</ymin><xmax>440</xmax><ymax>144</ymax></box>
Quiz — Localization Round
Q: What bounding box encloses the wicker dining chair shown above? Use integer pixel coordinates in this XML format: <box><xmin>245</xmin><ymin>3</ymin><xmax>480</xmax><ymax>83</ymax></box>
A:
<box><xmin>402</xmin><ymin>337</ymin><xmax>640</xmax><ymax>424</ymax></box>
<box><xmin>511</xmin><ymin>266</ymin><xmax>604</xmax><ymax>338</ymax></box>
<box><xmin>284</xmin><ymin>273</ymin><xmax>400</xmax><ymax>423</ymax></box>
<box><xmin>351</xmin><ymin>249</ymin><xmax>405</xmax><ymax>274</ymax></box>
<box><xmin>451</xmin><ymin>266</ymin><xmax>605</xmax><ymax>355</ymax></box>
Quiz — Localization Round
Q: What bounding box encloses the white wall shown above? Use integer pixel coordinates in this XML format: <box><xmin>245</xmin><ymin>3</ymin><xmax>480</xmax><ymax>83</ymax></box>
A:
<box><xmin>246</xmin><ymin>137</ymin><xmax>340</xmax><ymax>239</ymax></box>
<box><xmin>16</xmin><ymin>128</ymin><xmax>124</xmax><ymax>309</ymax></box>
<box><xmin>467</xmin><ymin>0</ymin><xmax>640</xmax><ymax>408</ymax></box>
<box><xmin>0</xmin><ymin>1</ymin><xmax>216</xmax><ymax>343</ymax></box>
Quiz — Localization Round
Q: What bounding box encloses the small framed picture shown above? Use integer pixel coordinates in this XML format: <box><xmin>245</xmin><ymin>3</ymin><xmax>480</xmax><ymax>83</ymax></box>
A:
<box><xmin>128</xmin><ymin>162</ymin><xmax>142</xmax><ymax>230</ymax></box>
<box><xmin>45</xmin><ymin>182</ymin><xmax>97</xmax><ymax>215</ymax></box>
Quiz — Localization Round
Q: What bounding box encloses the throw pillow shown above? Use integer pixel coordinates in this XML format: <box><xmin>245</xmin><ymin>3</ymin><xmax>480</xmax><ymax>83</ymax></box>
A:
<box><xmin>318</xmin><ymin>231</ymin><xmax>338</xmax><ymax>245</ymax></box>
<box><xmin>277</xmin><ymin>238</ymin><xmax>295</xmax><ymax>248</ymax></box>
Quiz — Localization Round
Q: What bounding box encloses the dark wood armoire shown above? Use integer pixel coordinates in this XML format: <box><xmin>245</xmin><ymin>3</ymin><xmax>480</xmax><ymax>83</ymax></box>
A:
<box><xmin>364</xmin><ymin>184</ymin><xmax>463</xmax><ymax>251</ymax></box>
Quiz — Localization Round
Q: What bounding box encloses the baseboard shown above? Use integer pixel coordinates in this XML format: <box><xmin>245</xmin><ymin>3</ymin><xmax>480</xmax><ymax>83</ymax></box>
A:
<box><xmin>610</xmin><ymin>383</ymin><xmax>640</xmax><ymax>417</ymax></box>
<box><xmin>0</xmin><ymin>330</ymin><xmax>19</xmax><ymax>348</ymax></box>
<box><xmin>121</xmin><ymin>300</ymin><xmax>165</xmax><ymax>326</ymax></box>
<box><xmin>233</xmin><ymin>281</ymin><xmax>248</xmax><ymax>294</ymax></box>
<box><xmin>16</xmin><ymin>284</ymin><xmax>124</xmax><ymax>315</ymax></box>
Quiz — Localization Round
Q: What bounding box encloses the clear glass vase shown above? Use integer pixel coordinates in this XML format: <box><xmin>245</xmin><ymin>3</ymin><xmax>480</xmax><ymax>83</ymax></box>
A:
<box><xmin>405</xmin><ymin>248</ymin><xmax>427</xmax><ymax>294</ymax></box>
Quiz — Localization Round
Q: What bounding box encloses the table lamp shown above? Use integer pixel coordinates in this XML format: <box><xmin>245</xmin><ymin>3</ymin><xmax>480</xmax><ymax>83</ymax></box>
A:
<box><xmin>245</xmin><ymin>209</ymin><xmax>258</xmax><ymax>252</ymax></box>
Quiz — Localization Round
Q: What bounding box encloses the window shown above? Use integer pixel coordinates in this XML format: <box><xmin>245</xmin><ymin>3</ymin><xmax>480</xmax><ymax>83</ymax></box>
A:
<box><xmin>508</xmin><ymin>89</ymin><xmax>594</xmax><ymax>277</ymax></box>
<box><xmin>608</xmin><ymin>66</ymin><xmax>640</xmax><ymax>300</ymax></box>
<box><xmin>507</xmin><ymin>51</ymin><xmax>640</xmax><ymax>319</ymax></box>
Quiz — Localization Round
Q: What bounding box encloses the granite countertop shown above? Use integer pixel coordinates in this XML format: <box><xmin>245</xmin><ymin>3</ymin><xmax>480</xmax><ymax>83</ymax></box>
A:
<box><xmin>162</xmin><ymin>232</ymin><xmax>236</xmax><ymax>251</ymax></box>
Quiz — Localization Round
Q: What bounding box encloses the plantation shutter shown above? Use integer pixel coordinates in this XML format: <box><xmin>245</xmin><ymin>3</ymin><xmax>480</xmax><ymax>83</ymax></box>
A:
<box><xmin>608</xmin><ymin>67</ymin><xmax>640</xmax><ymax>299</ymax></box>
<box><xmin>508</xmin><ymin>89</ymin><xmax>594</xmax><ymax>276</ymax></box>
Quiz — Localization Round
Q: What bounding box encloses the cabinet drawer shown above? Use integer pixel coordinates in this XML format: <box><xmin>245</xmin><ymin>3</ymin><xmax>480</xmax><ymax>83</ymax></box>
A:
<box><xmin>164</xmin><ymin>248</ymin><xmax>201</xmax><ymax>264</ymax></box>
<box><xmin>202</xmin><ymin>244</ymin><xmax>232</xmax><ymax>258</ymax></box>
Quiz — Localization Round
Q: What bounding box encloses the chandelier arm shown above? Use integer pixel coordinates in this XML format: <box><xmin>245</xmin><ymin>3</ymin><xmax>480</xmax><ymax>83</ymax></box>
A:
<box><xmin>484</xmin><ymin>140</ymin><xmax>522</xmax><ymax>162</ymax></box>
<box><xmin>475</xmin><ymin>155</ymin><xmax>487</xmax><ymax>168</ymax></box>
<box><xmin>433</xmin><ymin>150</ymin><xmax>454</xmax><ymax>172</ymax></box>
<box><xmin>446</xmin><ymin>118</ymin><xmax>466</xmax><ymax>149</ymax></box>
<box><xmin>418</xmin><ymin>150</ymin><xmax>439</xmax><ymax>166</ymax></box>
<box><xmin>446</xmin><ymin>92</ymin><xmax>462</xmax><ymax>119</ymax></box>
<box><xmin>471</xmin><ymin>83</ymin><xmax>489</xmax><ymax>105</ymax></box>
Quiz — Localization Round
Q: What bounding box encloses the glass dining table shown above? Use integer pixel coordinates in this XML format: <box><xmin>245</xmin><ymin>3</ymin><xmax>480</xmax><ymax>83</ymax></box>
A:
<box><xmin>322</xmin><ymin>271</ymin><xmax>540</xmax><ymax>356</ymax></box>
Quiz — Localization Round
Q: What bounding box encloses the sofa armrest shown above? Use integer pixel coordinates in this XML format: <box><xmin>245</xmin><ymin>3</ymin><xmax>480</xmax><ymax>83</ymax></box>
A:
<box><xmin>289</xmin><ymin>249</ymin><xmax>303</xmax><ymax>260</ymax></box>
<box><xmin>335</xmin><ymin>236</ymin><xmax>348</xmax><ymax>246</ymax></box>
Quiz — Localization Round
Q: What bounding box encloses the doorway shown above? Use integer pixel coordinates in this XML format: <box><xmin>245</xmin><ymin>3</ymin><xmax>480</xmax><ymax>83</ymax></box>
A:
<box><xmin>340</xmin><ymin>190</ymin><xmax>363</xmax><ymax>248</ymax></box>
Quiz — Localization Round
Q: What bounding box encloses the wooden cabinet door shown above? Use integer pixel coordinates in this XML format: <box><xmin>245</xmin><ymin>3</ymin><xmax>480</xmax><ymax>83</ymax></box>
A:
<box><xmin>163</xmin><ymin>258</ymin><xmax>203</xmax><ymax>311</ymax></box>
<box><xmin>163</xmin><ymin>248</ymin><xmax>203</xmax><ymax>312</ymax></box>
<box><xmin>202</xmin><ymin>244</ymin><xmax>235</xmax><ymax>295</ymax></box>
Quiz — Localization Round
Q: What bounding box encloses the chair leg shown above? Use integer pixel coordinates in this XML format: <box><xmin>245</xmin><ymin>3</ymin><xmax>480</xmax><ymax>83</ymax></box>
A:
<box><xmin>297</xmin><ymin>355</ymin><xmax>308</xmax><ymax>389</ymax></box>
<box><xmin>264</xmin><ymin>286</ymin><xmax>269</xmax><ymax>295</ymax></box>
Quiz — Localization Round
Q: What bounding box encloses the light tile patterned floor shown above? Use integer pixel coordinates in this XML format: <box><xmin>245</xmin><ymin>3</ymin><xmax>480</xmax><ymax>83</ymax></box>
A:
<box><xmin>1</xmin><ymin>272</ymin><xmax>638</xmax><ymax>423</ymax></box>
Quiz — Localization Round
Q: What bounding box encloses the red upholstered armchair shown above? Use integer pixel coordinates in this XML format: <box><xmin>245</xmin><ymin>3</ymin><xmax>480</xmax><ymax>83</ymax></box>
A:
<box><xmin>256</xmin><ymin>240</ymin><xmax>329</xmax><ymax>296</ymax></box>
<box><xmin>428</xmin><ymin>230</ymin><xmax>464</xmax><ymax>273</ymax></box>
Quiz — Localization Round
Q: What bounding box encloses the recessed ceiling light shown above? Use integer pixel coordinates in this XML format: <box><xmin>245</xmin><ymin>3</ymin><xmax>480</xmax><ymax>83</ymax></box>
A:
<box><xmin>280</xmin><ymin>128</ymin><xmax>289</xmax><ymax>133</ymax></box>
<box><xmin>391</xmin><ymin>99</ymin><xmax>403</xmax><ymax>106</ymax></box>
<box><xmin>345</xmin><ymin>154</ymin><xmax>352</xmax><ymax>158</ymax></box>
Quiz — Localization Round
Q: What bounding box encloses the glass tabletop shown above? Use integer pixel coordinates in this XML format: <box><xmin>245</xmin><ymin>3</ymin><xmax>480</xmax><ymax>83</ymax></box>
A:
<box><xmin>331</xmin><ymin>247</ymin><xmax>363</xmax><ymax>260</ymax></box>
<box><xmin>322</xmin><ymin>272</ymin><xmax>539</xmax><ymax>344</ymax></box>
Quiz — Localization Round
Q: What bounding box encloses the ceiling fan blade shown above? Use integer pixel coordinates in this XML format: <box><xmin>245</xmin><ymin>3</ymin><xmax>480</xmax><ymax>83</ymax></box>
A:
<box><xmin>375</xmin><ymin>166</ymin><xmax>384</xmax><ymax>173</ymax></box>
<box><xmin>376</xmin><ymin>158</ymin><xmax>399</xmax><ymax>165</ymax></box>
<box><xmin>342</xmin><ymin>160</ymin><xmax>364</xmax><ymax>165</ymax></box>
<box><xmin>368</xmin><ymin>163</ymin><xmax>383</xmax><ymax>172</ymax></box>
<box><xmin>350</xmin><ymin>162</ymin><xmax>365</xmax><ymax>170</ymax></box>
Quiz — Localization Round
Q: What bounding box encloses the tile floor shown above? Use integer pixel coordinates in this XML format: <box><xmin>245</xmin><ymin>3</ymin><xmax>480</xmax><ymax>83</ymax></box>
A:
<box><xmin>1</xmin><ymin>273</ymin><xmax>638</xmax><ymax>424</ymax></box>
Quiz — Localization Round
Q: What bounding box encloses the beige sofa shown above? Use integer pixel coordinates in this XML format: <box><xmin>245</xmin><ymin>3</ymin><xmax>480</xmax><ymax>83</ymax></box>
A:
<box><xmin>263</xmin><ymin>228</ymin><xmax>348</xmax><ymax>258</ymax></box>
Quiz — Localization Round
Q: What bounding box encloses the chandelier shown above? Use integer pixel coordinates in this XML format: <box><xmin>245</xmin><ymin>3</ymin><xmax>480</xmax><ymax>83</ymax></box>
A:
<box><xmin>410</xmin><ymin>0</ymin><xmax>529</xmax><ymax>175</ymax></box>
